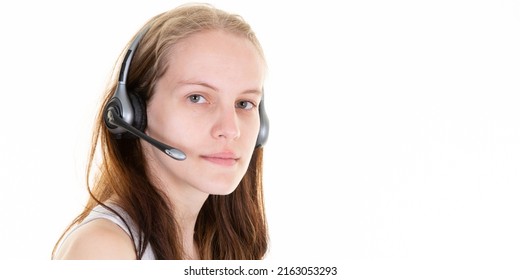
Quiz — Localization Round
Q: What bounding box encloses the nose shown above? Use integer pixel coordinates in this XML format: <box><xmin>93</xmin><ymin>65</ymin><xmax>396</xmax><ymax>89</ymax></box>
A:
<box><xmin>211</xmin><ymin>106</ymin><xmax>240</xmax><ymax>141</ymax></box>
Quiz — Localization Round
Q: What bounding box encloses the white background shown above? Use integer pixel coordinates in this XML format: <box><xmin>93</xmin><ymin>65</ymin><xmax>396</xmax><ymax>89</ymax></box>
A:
<box><xmin>0</xmin><ymin>0</ymin><xmax>519</xmax><ymax>276</ymax></box>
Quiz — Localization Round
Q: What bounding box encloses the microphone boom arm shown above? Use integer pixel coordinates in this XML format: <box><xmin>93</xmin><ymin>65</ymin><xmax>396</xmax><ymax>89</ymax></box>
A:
<box><xmin>106</xmin><ymin>108</ymin><xmax>187</xmax><ymax>161</ymax></box>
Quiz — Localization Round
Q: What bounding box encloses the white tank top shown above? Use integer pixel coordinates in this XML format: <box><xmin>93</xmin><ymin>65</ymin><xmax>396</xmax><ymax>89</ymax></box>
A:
<box><xmin>58</xmin><ymin>204</ymin><xmax>156</xmax><ymax>260</ymax></box>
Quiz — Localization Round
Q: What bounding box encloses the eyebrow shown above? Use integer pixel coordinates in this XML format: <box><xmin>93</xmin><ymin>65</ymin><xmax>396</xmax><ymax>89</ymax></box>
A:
<box><xmin>178</xmin><ymin>80</ymin><xmax>262</xmax><ymax>95</ymax></box>
<box><xmin>178</xmin><ymin>80</ymin><xmax>218</xmax><ymax>91</ymax></box>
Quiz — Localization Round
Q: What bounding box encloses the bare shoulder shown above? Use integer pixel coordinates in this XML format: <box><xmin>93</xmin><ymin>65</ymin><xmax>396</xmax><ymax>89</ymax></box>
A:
<box><xmin>54</xmin><ymin>218</ymin><xmax>137</xmax><ymax>260</ymax></box>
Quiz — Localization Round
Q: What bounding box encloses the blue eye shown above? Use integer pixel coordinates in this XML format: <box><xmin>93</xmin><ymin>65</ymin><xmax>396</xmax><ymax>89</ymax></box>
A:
<box><xmin>189</xmin><ymin>94</ymin><xmax>207</xmax><ymax>104</ymax></box>
<box><xmin>236</xmin><ymin>100</ymin><xmax>254</xmax><ymax>110</ymax></box>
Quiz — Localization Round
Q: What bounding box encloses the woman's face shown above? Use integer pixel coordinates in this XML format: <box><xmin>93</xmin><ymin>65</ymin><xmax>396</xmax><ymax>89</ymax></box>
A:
<box><xmin>144</xmin><ymin>29</ymin><xmax>265</xmax><ymax>196</ymax></box>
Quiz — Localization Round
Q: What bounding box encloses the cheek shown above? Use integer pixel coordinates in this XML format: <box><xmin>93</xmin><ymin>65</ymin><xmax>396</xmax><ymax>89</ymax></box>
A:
<box><xmin>243</xmin><ymin>117</ymin><xmax>261</xmax><ymax>147</ymax></box>
<box><xmin>150</xmin><ymin>112</ymin><xmax>202</xmax><ymax>149</ymax></box>
<box><xmin>146</xmin><ymin>97</ymin><xmax>189</xmax><ymax>144</ymax></box>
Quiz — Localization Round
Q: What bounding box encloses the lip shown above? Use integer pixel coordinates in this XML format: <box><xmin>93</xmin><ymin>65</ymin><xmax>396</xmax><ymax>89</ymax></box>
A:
<box><xmin>201</xmin><ymin>152</ymin><xmax>239</xmax><ymax>167</ymax></box>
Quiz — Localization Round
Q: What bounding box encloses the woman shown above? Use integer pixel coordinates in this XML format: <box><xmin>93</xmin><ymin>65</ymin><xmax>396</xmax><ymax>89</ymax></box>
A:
<box><xmin>52</xmin><ymin>3</ymin><xmax>269</xmax><ymax>260</ymax></box>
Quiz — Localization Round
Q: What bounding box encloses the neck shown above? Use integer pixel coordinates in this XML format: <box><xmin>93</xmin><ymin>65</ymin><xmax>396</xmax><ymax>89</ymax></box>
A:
<box><xmin>151</xmin><ymin>173</ymin><xmax>209</xmax><ymax>259</ymax></box>
<box><xmin>168</xmin><ymin>187</ymin><xmax>208</xmax><ymax>260</ymax></box>
<box><xmin>143</xmin><ymin>144</ymin><xmax>209</xmax><ymax>259</ymax></box>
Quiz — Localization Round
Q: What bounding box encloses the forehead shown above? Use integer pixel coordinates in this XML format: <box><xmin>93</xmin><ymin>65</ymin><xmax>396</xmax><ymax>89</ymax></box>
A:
<box><xmin>163</xmin><ymin>29</ymin><xmax>266</xmax><ymax>87</ymax></box>
<box><xmin>171</xmin><ymin>29</ymin><xmax>264</xmax><ymax>60</ymax></box>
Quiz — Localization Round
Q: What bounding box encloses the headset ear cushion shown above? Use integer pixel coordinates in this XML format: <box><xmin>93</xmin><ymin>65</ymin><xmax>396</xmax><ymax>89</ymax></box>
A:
<box><xmin>129</xmin><ymin>92</ymin><xmax>147</xmax><ymax>132</ymax></box>
<box><xmin>256</xmin><ymin>99</ymin><xmax>269</xmax><ymax>147</ymax></box>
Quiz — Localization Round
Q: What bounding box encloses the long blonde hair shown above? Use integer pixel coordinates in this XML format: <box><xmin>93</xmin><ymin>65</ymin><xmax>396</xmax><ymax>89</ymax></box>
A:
<box><xmin>53</xmin><ymin>3</ymin><xmax>268</xmax><ymax>260</ymax></box>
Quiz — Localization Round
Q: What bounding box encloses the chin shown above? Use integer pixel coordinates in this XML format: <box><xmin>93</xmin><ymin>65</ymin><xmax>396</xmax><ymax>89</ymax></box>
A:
<box><xmin>197</xmin><ymin>171</ymin><xmax>245</xmax><ymax>195</ymax></box>
<box><xmin>208</xmin><ymin>184</ymin><xmax>240</xmax><ymax>196</ymax></box>
<box><xmin>197</xmin><ymin>178</ymin><xmax>241</xmax><ymax>195</ymax></box>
